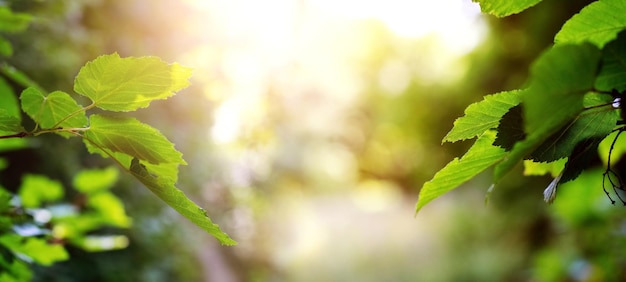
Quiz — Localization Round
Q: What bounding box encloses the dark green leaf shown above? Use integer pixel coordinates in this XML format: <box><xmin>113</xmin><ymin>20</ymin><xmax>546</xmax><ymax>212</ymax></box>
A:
<box><xmin>529</xmin><ymin>93</ymin><xmax>618</xmax><ymax>162</ymax></box>
<box><xmin>85</xmin><ymin>114</ymin><xmax>186</xmax><ymax>165</ymax></box>
<box><xmin>595</xmin><ymin>30</ymin><xmax>626</xmax><ymax>91</ymax></box>
<box><xmin>493</xmin><ymin>104</ymin><xmax>525</xmax><ymax>151</ymax></box>
<box><xmin>560</xmin><ymin>138</ymin><xmax>603</xmax><ymax>182</ymax></box>
<box><xmin>444</xmin><ymin>90</ymin><xmax>522</xmax><ymax>142</ymax></box>
<box><xmin>555</xmin><ymin>0</ymin><xmax>626</xmax><ymax>48</ymax></box>
<box><xmin>494</xmin><ymin>44</ymin><xmax>601</xmax><ymax>181</ymax></box>
<box><xmin>74</xmin><ymin>53</ymin><xmax>192</xmax><ymax>112</ymax></box>
<box><xmin>472</xmin><ymin>0</ymin><xmax>543</xmax><ymax>17</ymax></box>
<box><xmin>416</xmin><ymin>130</ymin><xmax>506</xmax><ymax>213</ymax></box>
<box><xmin>129</xmin><ymin>158</ymin><xmax>237</xmax><ymax>245</ymax></box>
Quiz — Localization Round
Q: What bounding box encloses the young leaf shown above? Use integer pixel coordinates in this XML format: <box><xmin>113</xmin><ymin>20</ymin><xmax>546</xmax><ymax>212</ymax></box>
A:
<box><xmin>444</xmin><ymin>90</ymin><xmax>522</xmax><ymax>143</ymax></box>
<box><xmin>493</xmin><ymin>44</ymin><xmax>601</xmax><ymax>181</ymax></box>
<box><xmin>472</xmin><ymin>0</ymin><xmax>543</xmax><ymax>17</ymax></box>
<box><xmin>84</xmin><ymin>114</ymin><xmax>186</xmax><ymax>165</ymax></box>
<box><xmin>555</xmin><ymin>0</ymin><xmax>626</xmax><ymax>48</ymax></box>
<box><xmin>129</xmin><ymin>158</ymin><xmax>237</xmax><ymax>245</ymax></box>
<box><xmin>595</xmin><ymin>31</ymin><xmax>626</xmax><ymax>91</ymax></box>
<box><xmin>416</xmin><ymin>130</ymin><xmax>505</xmax><ymax>213</ymax></box>
<box><xmin>74</xmin><ymin>53</ymin><xmax>192</xmax><ymax>112</ymax></box>
<box><xmin>20</xmin><ymin>88</ymin><xmax>87</xmax><ymax>130</ymax></box>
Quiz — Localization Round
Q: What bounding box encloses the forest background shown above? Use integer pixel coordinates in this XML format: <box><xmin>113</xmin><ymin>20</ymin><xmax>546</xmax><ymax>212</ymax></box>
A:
<box><xmin>0</xmin><ymin>0</ymin><xmax>622</xmax><ymax>281</ymax></box>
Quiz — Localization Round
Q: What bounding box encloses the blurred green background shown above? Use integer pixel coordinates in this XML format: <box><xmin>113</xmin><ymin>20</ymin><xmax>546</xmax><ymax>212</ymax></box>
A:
<box><xmin>3</xmin><ymin>0</ymin><xmax>626</xmax><ymax>281</ymax></box>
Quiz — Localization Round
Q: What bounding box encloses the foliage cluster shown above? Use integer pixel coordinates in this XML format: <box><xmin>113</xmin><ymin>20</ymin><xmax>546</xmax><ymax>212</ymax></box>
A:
<box><xmin>417</xmin><ymin>0</ymin><xmax>626</xmax><ymax>211</ymax></box>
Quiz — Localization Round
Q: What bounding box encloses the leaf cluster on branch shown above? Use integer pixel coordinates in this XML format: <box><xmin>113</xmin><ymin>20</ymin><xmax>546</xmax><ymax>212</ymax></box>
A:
<box><xmin>417</xmin><ymin>0</ymin><xmax>626</xmax><ymax>212</ymax></box>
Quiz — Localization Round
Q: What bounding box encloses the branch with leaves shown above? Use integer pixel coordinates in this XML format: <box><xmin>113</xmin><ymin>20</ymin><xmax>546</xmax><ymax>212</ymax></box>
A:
<box><xmin>0</xmin><ymin>53</ymin><xmax>236</xmax><ymax>245</ymax></box>
<box><xmin>418</xmin><ymin>0</ymin><xmax>626</xmax><ymax>212</ymax></box>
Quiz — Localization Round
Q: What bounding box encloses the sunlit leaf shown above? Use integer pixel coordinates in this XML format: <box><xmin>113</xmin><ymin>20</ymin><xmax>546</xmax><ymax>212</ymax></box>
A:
<box><xmin>443</xmin><ymin>90</ymin><xmax>522</xmax><ymax>143</ymax></box>
<box><xmin>18</xmin><ymin>174</ymin><xmax>64</xmax><ymax>208</ymax></box>
<box><xmin>555</xmin><ymin>0</ymin><xmax>626</xmax><ymax>48</ymax></box>
<box><xmin>129</xmin><ymin>158</ymin><xmax>237</xmax><ymax>245</ymax></box>
<box><xmin>74</xmin><ymin>53</ymin><xmax>192</xmax><ymax>112</ymax></box>
<box><xmin>73</xmin><ymin>167</ymin><xmax>119</xmax><ymax>194</ymax></box>
<box><xmin>85</xmin><ymin>114</ymin><xmax>186</xmax><ymax>165</ymax></box>
<box><xmin>88</xmin><ymin>192</ymin><xmax>132</xmax><ymax>227</ymax></box>
<box><xmin>529</xmin><ymin>93</ymin><xmax>618</xmax><ymax>162</ymax></box>
<box><xmin>0</xmin><ymin>234</ymin><xmax>68</xmax><ymax>266</ymax></box>
<box><xmin>523</xmin><ymin>159</ymin><xmax>566</xmax><ymax>177</ymax></box>
<box><xmin>595</xmin><ymin>31</ymin><xmax>626</xmax><ymax>91</ymax></box>
<box><xmin>494</xmin><ymin>43</ymin><xmax>601</xmax><ymax>181</ymax></box>
<box><xmin>20</xmin><ymin>88</ymin><xmax>87</xmax><ymax>130</ymax></box>
<box><xmin>416</xmin><ymin>131</ymin><xmax>505</xmax><ymax>213</ymax></box>
<box><xmin>472</xmin><ymin>0</ymin><xmax>542</xmax><ymax>17</ymax></box>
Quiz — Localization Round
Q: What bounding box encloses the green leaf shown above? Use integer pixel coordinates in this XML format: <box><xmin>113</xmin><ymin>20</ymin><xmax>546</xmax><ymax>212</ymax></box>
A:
<box><xmin>0</xmin><ymin>234</ymin><xmax>68</xmax><ymax>266</ymax></box>
<box><xmin>74</xmin><ymin>53</ymin><xmax>192</xmax><ymax>112</ymax></box>
<box><xmin>560</xmin><ymin>137</ymin><xmax>603</xmax><ymax>182</ymax></box>
<box><xmin>129</xmin><ymin>158</ymin><xmax>237</xmax><ymax>245</ymax></box>
<box><xmin>84</xmin><ymin>114</ymin><xmax>186</xmax><ymax>165</ymax></box>
<box><xmin>555</xmin><ymin>0</ymin><xmax>626</xmax><ymax>48</ymax></box>
<box><xmin>595</xmin><ymin>31</ymin><xmax>626</xmax><ymax>91</ymax></box>
<box><xmin>472</xmin><ymin>0</ymin><xmax>542</xmax><ymax>17</ymax></box>
<box><xmin>0</xmin><ymin>109</ymin><xmax>22</xmax><ymax>133</ymax></box>
<box><xmin>73</xmin><ymin>167</ymin><xmax>119</xmax><ymax>194</ymax></box>
<box><xmin>18</xmin><ymin>174</ymin><xmax>64</xmax><ymax>208</ymax></box>
<box><xmin>493</xmin><ymin>44</ymin><xmax>601</xmax><ymax>181</ymax></box>
<box><xmin>0</xmin><ymin>7</ymin><xmax>32</xmax><ymax>33</ymax></box>
<box><xmin>529</xmin><ymin>94</ymin><xmax>618</xmax><ymax>162</ymax></box>
<box><xmin>0</xmin><ymin>37</ymin><xmax>12</xmax><ymax>57</ymax></box>
<box><xmin>493</xmin><ymin>104</ymin><xmax>525</xmax><ymax>150</ymax></box>
<box><xmin>416</xmin><ymin>131</ymin><xmax>506</xmax><ymax>213</ymax></box>
<box><xmin>444</xmin><ymin>90</ymin><xmax>522</xmax><ymax>143</ymax></box>
<box><xmin>88</xmin><ymin>192</ymin><xmax>132</xmax><ymax>227</ymax></box>
<box><xmin>20</xmin><ymin>88</ymin><xmax>87</xmax><ymax>130</ymax></box>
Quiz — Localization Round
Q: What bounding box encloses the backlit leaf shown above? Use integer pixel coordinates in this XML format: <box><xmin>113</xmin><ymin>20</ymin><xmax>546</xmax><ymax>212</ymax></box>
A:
<box><xmin>129</xmin><ymin>158</ymin><xmax>237</xmax><ymax>245</ymax></box>
<box><xmin>493</xmin><ymin>104</ymin><xmax>525</xmax><ymax>151</ymax></box>
<box><xmin>20</xmin><ymin>88</ymin><xmax>87</xmax><ymax>130</ymax></box>
<box><xmin>416</xmin><ymin>131</ymin><xmax>505</xmax><ymax>213</ymax></box>
<box><xmin>555</xmin><ymin>0</ymin><xmax>626</xmax><ymax>48</ymax></box>
<box><xmin>444</xmin><ymin>90</ymin><xmax>522</xmax><ymax>142</ymax></box>
<box><xmin>0</xmin><ymin>234</ymin><xmax>68</xmax><ymax>266</ymax></box>
<box><xmin>523</xmin><ymin>159</ymin><xmax>566</xmax><ymax>177</ymax></box>
<box><xmin>595</xmin><ymin>31</ymin><xmax>626</xmax><ymax>91</ymax></box>
<box><xmin>73</xmin><ymin>167</ymin><xmax>119</xmax><ymax>194</ymax></box>
<box><xmin>494</xmin><ymin>43</ymin><xmax>601</xmax><ymax>181</ymax></box>
<box><xmin>74</xmin><ymin>53</ymin><xmax>192</xmax><ymax>112</ymax></box>
<box><xmin>84</xmin><ymin>114</ymin><xmax>186</xmax><ymax>165</ymax></box>
<box><xmin>18</xmin><ymin>174</ymin><xmax>64</xmax><ymax>208</ymax></box>
<box><xmin>472</xmin><ymin>0</ymin><xmax>542</xmax><ymax>17</ymax></box>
